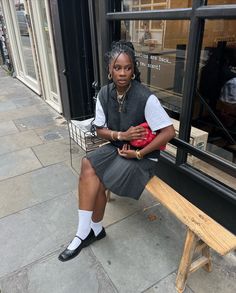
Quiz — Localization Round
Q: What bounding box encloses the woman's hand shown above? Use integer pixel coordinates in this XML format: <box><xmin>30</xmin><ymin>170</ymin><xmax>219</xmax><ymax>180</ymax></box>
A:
<box><xmin>117</xmin><ymin>144</ymin><xmax>137</xmax><ymax>159</ymax></box>
<box><xmin>122</xmin><ymin>125</ymin><xmax>147</xmax><ymax>141</ymax></box>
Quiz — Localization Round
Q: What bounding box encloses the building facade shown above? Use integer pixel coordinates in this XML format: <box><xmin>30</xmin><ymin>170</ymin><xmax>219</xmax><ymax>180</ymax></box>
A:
<box><xmin>1</xmin><ymin>0</ymin><xmax>236</xmax><ymax>233</ymax></box>
<box><xmin>55</xmin><ymin>0</ymin><xmax>236</xmax><ymax>234</ymax></box>
<box><xmin>0</xmin><ymin>0</ymin><xmax>63</xmax><ymax>112</ymax></box>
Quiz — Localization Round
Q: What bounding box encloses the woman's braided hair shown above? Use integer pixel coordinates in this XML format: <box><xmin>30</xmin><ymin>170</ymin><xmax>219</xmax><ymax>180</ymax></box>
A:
<box><xmin>105</xmin><ymin>40</ymin><xmax>141</xmax><ymax>82</ymax></box>
<box><xmin>91</xmin><ymin>41</ymin><xmax>141</xmax><ymax>135</ymax></box>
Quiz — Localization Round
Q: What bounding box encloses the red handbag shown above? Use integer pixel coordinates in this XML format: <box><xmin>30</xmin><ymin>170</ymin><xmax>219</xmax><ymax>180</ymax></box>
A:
<box><xmin>130</xmin><ymin>122</ymin><xmax>166</xmax><ymax>150</ymax></box>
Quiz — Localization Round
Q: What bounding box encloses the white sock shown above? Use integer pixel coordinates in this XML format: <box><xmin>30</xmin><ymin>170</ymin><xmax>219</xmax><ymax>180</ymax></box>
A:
<box><xmin>67</xmin><ymin>210</ymin><xmax>93</xmax><ymax>250</ymax></box>
<box><xmin>91</xmin><ymin>220</ymin><xmax>103</xmax><ymax>236</ymax></box>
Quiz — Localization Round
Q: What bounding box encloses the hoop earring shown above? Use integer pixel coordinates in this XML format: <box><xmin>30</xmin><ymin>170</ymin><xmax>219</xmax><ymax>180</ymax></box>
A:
<box><xmin>108</xmin><ymin>73</ymin><xmax>112</xmax><ymax>80</ymax></box>
<box><xmin>131</xmin><ymin>74</ymin><xmax>136</xmax><ymax>80</ymax></box>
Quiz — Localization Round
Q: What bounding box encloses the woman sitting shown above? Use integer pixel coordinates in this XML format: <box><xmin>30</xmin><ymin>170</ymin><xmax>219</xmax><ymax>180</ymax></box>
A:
<box><xmin>58</xmin><ymin>40</ymin><xmax>175</xmax><ymax>262</ymax></box>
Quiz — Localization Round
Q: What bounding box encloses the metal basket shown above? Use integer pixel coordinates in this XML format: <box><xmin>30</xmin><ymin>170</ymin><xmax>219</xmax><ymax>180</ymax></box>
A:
<box><xmin>68</xmin><ymin>118</ymin><xmax>107</xmax><ymax>152</ymax></box>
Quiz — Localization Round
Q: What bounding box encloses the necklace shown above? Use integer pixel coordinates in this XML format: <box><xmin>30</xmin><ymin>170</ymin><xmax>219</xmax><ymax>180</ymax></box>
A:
<box><xmin>116</xmin><ymin>83</ymin><xmax>131</xmax><ymax>112</ymax></box>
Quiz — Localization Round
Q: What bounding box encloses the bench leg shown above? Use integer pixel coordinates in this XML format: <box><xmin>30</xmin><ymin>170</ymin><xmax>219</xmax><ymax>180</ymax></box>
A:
<box><xmin>202</xmin><ymin>245</ymin><xmax>212</xmax><ymax>272</ymax></box>
<box><xmin>176</xmin><ymin>229</ymin><xmax>198</xmax><ymax>293</ymax></box>
<box><xmin>176</xmin><ymin>229</ymin><xmax>212</xmax><ymax>293</ymax></box>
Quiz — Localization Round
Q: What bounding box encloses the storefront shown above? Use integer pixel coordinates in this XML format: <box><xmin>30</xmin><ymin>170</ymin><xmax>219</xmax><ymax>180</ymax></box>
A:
<box><xmin>86</xmin><ymin>0</ymin><xmax>236</xmax><ymax>233</ymax></box>
<box><xmin>0</xmin><ymin>0</ymin><xmax>62</xmax><ymax>113</ymax></box>
<box><xmin>51</xmin><ymin>0</ymin><xmax>236</xmax><ymax>233</ymax></box>
<box><xmin>1</xmin><ymin>0</ymin><xmax>236</xmax><ymax>233</ymax></box>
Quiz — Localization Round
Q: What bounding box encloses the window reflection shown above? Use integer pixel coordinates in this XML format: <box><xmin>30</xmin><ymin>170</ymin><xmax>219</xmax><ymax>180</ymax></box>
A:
<box><xmin>37</xmin><ymin>0</ymin><xmax>57</xmax><ymax>94</ymax></box>
<box><xmin>187</xmin><ymin>156</ymin><xmax>236</xmax><ymax>190</ymax></box>
<box><xmin>13</xmin><ymin>0</ymin><xmax>37</xmax><ymax>80</ymax></box>
<box><xmin>193</xmin><ymin>20</ymin><xmax>236</xmax><ymax>166</ymax></box>
<box><xmin>207</xmin><ymin>0</ymin><xmax>236</xmax><ymax>4</ymax></box>
<box><xmin>121</xmin><ymin>20</ymin><xmax>189</xmax><ymax>118</ymax></box>
<box><xmin>122</xmin><ymin>0</ymin><xmax>192</xmax><ymax>11</ymax></box>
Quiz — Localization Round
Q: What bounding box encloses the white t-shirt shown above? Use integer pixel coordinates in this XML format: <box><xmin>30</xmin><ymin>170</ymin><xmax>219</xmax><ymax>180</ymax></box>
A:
<box><xmin>94</xmin><ymin>94</ymin><xmax>173</xmax><ymax>130</ymax></box>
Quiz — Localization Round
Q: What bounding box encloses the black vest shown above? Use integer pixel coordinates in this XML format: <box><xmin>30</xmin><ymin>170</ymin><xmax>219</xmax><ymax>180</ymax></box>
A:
<box><xmin>98</xmin><ymin>80</ymin><xmax>160</xmax><ymax>159</ymax></box>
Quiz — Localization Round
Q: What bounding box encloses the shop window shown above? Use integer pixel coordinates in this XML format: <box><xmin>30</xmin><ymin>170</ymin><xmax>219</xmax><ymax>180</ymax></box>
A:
<box><xmin>120</xmin><ymin>20</ymin><xmax>189</xmax><ymax>119</ymax></box>
<box><xmin>187</xmin><ymin>156</ymin><xmax>236</xmax><ymax>190</ymax></box>
<box><xmin>13</xmin><ymin>0</ymin><xmax>37</xmax><ymax>80</ymax></box>
<box><xmin>192</xmin><ymin>19</ymin><xmax>236</xmax><ymax>170</ymax></box>
<box><xmin>120</xmin><ymin>19</ymin><xmax>190</xmax><ymax>159</ymax></box>
<box><xmin>122</xmin><ymin>0</ymin><xmax>192</xmax><ymax>11</ymax></box>
<box><xmin>207</xmin><ymin>0</ymin><xmax>236</xmax><ymax>4</ymax></box>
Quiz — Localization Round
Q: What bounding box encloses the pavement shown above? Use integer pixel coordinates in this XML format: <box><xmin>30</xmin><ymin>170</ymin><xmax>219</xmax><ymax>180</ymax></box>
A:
<box><xmin>0</xmin><ymin>67</ymin><xmax>235</xmax><ymax>293</ymax></box>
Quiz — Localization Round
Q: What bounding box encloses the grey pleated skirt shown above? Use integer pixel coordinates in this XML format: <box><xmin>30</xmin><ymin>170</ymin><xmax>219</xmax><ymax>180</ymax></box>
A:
<box><xmin>86</xmin><ymin>143</ymin><xmax>157</xmax><ymax>200</ymax></box>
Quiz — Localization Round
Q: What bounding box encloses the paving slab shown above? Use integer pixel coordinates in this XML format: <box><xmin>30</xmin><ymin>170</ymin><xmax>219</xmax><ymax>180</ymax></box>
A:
<box><xmin>13</xmin><ymin>114</ymin><xmax>57</xmax><ymax>131</ymax></box>
<box><xmin>11</xmin><ymin>95</ymin><xmax>42</xmax><ymax>108</ymax></box>
<box><xmin>0</xmin><ymin>120</ymin><xmax>19</xmax><ymax>137</ymax></box>
<box><xmin>187</xmin><ymin>252</ymin><xmax>236</xmax><ymax>293</ymax></box>
<box><xmin>103</xmin><ymin>195</ymin><xmax>141</xmax><ymax>228</ymax></box>
<box><xmin>187</xmin><ymin>262</ymin><xmax>236</xmax><ymax>293</ymax></box>
<box><xmin>32</xmin><ymin>139</ymin><xmax>73</xmax><ymax>166</ymax></box>
<box><xmin>0</xmin><ymin>69</ymin><xmax>8</xmax><ymax>77</ymax></box>
<box><xmin>144</xmin><ymin>272</ymin><xmax>194</xmax><ymax>293</ymax></box>
<box><xmin>0</xmin><ymin>77</ymin><xmax>35</xmax><ymax>98</ymax></box>
<box><xmin>34</xmin><ymin>124</ymin><xmax>69</xmax><ymax>142</ymax></box>
<box><xmin>0</xmin><ymin>130</ymin><xmax>43</xmax><ymax>155</ymax></box>
<box><xmin>0</xmin><ymin>190</ymin><xmax>142</xmax><ymax>279</ymax></box>
<box><xmin>0</xmin><ymin>249</ymin><xmax>117</xmax><ymax>293</ymax></box>
<box><xmin>0</xmin><ymin>99</ymin><xmax>17</xmax><ymax>112</ymax></box>
<box><xmin>0</xmin><ymin>192</ymin><xmax>77</xmax><ymax>278</ymax></box>
<box><xmin>91</xmin><ymin>206</ymin><xmax>184</xmax><ymax>293</ymax></box>
<box><xmin>0</xmin><ymin>105</ymin><xmax>43</xmax><ymax>123</ymax></box>
<box><xmin>0</xmin><ymin>163</ymin><xmax>77</xmax><ymax>218</ymax></box>
<box><xmin>34</xmin><ymin>103</ymin><xmax>61</xmax><ymax>118</ymax></box>
<box><xmin>212</xmin><ymin>251</ymin><xmax>236</xmax><ymax>272</ymax></box>
<box><xmin>0</xmin><ymin>148</ymin><xmax>42</xmax><ymax>181</ymax></box>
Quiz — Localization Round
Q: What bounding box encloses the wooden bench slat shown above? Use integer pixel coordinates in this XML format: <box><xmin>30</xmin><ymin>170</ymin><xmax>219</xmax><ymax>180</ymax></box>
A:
<box><xmin>146</xmin><ymin>176</ymin><xmax>236</xmax><ymax>255</ymax></box>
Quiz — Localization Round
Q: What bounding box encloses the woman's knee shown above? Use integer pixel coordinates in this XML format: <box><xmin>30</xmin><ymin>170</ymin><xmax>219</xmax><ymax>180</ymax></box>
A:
<box><xmin>80</xmin><ymin>158</ymin><xmax>96</xmax><ymax>178</ymax></box>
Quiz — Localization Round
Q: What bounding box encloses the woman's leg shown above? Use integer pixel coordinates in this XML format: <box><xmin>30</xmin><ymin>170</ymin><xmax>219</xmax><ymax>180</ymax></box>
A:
<box><xmin>91</xmin><ymin>182</ymin><xmax>107</xmax><ymax>222</ymax></box>
<box><xmin>78</xmin><ymin>157</ymin><xmax>103</xmax><ymax>211</ymax></box>
<box><xmin>79</xmin><ymin>158</ymin><xmax>107</xmax><ymax>236</ymax></box>
<box><xmin>71</xmin><ymin>157</ymin><xmax>103</xmax><ymax>241</ymax></box>
<box><xmin>58</xmin><ymin>158</ymin><xmax>107</xmax><ymax>261</ymax></box>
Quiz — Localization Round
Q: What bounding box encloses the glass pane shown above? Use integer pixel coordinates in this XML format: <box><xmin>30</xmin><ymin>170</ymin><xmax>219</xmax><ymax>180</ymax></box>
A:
<box><xmin>169</xmin><ymin>0</ymin><xmax>192</xmax><ymax>8</ymax></box>
<box><xmin>187</xmin><ymin>156</ymin><xmax>236</xmax><ymax>190</ymax></box>
<box><xmin>121</xmin><ymin>20</ymin><xmax>189</xmax><ymax>117</ymax></box>
<box><xmin>193</xmin><ymin>19</ymin><xmax>236</xmax><ymax>167</ymax></box>
<box><xmin>207</xmin><ymin>0</ymin><xmax>236</xmax><ymax>4</ymax></box>
<box><xmin>122</xmin><ymin>0</ymin><xmax>192</xmax><ymax>11</ymax></box>
<box><xmin>0</xmin><ymin>11</ymin><xmax>12</xmax><ymax>71</ymax></box>
<box><xmin>120</xmin><ymin>19</ymin><xmax>190</xmax><ymax>157</ymax></box>
<box><xmin>13</xmin><ymin>0</ymin><xmax>37</xmax><ymax>79</ymax></box>
<box><xmin>37</xmin><ymin>0</ymin><xmax>57</xmax><ymax>94</ymax></box>
<box><xmin>141</xmin><ymin>0</ymin><xmax>151</xmax><ymax>4</ymax></box>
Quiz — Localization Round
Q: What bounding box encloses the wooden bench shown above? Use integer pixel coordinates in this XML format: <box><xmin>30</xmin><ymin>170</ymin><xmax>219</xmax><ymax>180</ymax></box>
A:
<box><xmin>145</xmin><ymin>176</ymin><xmax>236</xmax><ymax>293</ymax></box>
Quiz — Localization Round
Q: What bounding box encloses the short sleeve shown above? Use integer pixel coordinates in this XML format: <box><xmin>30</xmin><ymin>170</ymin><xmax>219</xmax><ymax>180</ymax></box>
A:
<box><xmin>144</xmin><ymin>94</ymin><xmax>173</xmax><ymax>131</ymax></box>
<box><xmin>93</xmin><ymin>95</ymin><xmax>107</xmax><ymax>127</ymax></box>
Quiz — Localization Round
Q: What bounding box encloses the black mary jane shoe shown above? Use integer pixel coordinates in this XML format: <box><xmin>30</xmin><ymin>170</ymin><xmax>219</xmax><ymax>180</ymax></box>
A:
<box><xmin>58</xmin><ymin>228</ymin><xmax>106</xmax><ymax>262</ymax></box>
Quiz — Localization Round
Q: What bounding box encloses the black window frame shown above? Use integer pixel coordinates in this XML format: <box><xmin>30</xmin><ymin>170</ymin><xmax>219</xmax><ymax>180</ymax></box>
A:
<box><xmin>89</xmin><ymin>0</ymin><xmax>236</xmax><ymax>197</ymax></box>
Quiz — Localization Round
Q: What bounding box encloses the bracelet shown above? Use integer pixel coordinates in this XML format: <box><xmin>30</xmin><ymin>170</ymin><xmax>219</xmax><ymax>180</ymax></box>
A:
<box><xmin>136</xmin><ymin>150</ymin><xmax>143</xmax><ymax>160</ymax></box>
<box><xmin>117</xmin><ymin>131</ymin><xmax>121</xmax><ymax>140</ymax></box>
<box><xmin>110</xmin><ymin>131</ymin><xmax>116</xmax><ymax>141</ymax></box>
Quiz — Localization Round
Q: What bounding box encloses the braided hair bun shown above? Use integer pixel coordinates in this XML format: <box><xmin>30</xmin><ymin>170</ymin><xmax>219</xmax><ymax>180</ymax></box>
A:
<box><xmin>106</xmin><ymin>40</ymin><xmax>141</xmax><ymax>82</ymax></box>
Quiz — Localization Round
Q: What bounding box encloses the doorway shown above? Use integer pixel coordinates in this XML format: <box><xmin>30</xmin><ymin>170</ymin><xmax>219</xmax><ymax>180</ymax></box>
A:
<box><xmin>1</xmin><ymin>0</ymin><xmax>62</xmax><ymax>113</ymax></box>
<box><xmin>1</xmin><ymin>0</ymin><xmax>39</xmax><ymax>92</ymax></box>
<box><xmin>28</xmin><ymin>0</ymin><xmax>62</xmax><ymax>113</ymax></box>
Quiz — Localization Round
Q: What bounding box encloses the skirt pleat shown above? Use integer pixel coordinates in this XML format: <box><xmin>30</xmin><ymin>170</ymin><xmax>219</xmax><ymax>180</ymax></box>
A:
<box><xmin>86</xmin><ymin>143</ymin><xmax>157</xmax><ymax>199</ymax></box>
